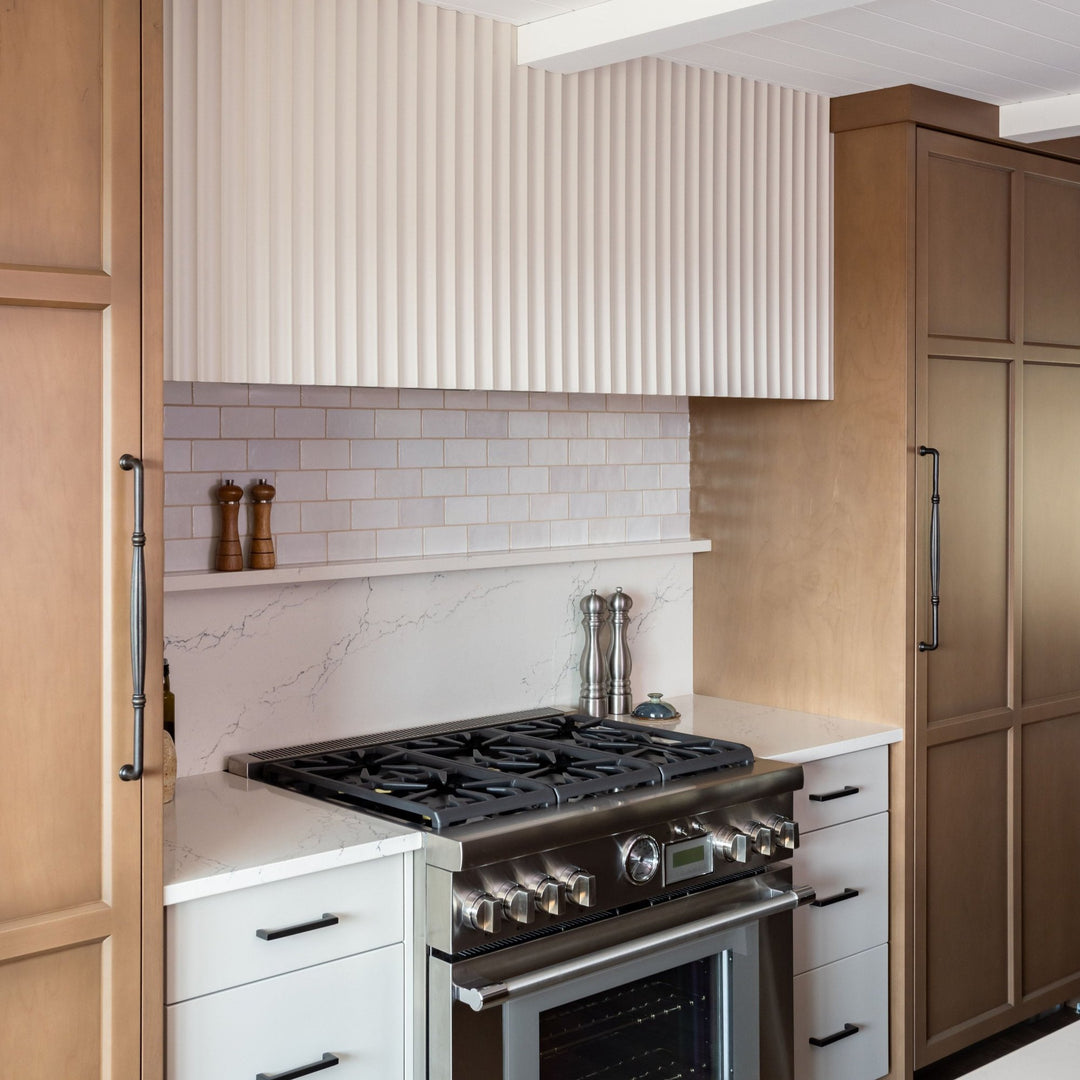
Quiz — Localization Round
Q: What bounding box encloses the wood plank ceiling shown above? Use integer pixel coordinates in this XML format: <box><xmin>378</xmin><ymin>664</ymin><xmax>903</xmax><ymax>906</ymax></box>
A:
<box><xmin>428</xmin><ymin>0</ymin><xmax>1080</xmax><ymax>140</ymax></box>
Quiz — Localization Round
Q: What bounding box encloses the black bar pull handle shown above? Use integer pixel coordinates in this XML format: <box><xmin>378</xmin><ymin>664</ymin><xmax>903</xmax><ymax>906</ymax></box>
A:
<box><xmin>809</xmin><ymin>1023</ymin><xmax>860</xmax><ymax>1048</ymax></box>
<box><xmin>256</xmin><ymin>913</ymin><xmax>340</xmax><ymax>941</ymax></box>
<box><xmin>918</xmin><ymin>446</ymin><xmax>940</xmax><ymax>653</ymax></box>
<box><xmin>256</xmin><ymin>1052</ymin><xmax>340</xmax><ymax>1080</ymax></box>
<box><xmin>808</xmin><ymin>785</ymin><xmax>860</xmax><ymax>803</ymax></box>
<box><xmin>119</xmin><ymin>454</ymin><xmax>146</xmax><ymax>781</ymax></box>
<box><xmin>811</xmin><ymin>887</ymin><xmax>860</xmax><ymax>908</ymax></box>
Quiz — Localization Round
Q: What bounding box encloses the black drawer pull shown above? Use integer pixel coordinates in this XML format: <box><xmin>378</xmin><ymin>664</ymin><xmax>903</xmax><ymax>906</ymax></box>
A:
<box><xmin>811</xmin><ymin>887</ymin><xmax>860</xmax><ymax>908</ymax></box>
<box><xmin>809</xmin><ymin>785</ymin><xmax>860</xmax><ymax>803</ymax></box>
<box><xmin>256</xmin><ymin>1053</ymin><xmax>339</xmax><ymax>1080</ymax></box>
<box><xmin>809</xmin><ymin>1023</ymin><xmax>860</xmax><ymax>1048</ymax></box>
<box><xmin>256</xmin><ymin>913</ymin><xmax>339</xmax><ymax>941</ymax></box>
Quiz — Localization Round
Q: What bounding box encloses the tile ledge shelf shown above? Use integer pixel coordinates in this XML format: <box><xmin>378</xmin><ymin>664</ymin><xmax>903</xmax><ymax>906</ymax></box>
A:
<box><xmin>164</xmin><ymin>538</ymin><xmax>712</xmax><ymax>592</ymax></box>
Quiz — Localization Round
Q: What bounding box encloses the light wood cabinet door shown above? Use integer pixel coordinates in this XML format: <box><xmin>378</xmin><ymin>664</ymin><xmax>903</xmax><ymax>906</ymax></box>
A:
<box><xmin>0</xmin><ymin>1</ymin><xmax>162</xmax><ymax>1076</ymax></box>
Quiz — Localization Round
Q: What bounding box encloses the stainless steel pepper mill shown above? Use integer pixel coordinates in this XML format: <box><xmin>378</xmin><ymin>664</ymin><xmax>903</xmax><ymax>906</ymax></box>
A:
<box><xmin>607</xmin><ymin>587</ymin><xmax>633</xmax><ymax>715</ymax></box>
<box><xmin>578</xmin><ymin>590</ymin><xmax>610</xmax><ymax>718</ymax></box>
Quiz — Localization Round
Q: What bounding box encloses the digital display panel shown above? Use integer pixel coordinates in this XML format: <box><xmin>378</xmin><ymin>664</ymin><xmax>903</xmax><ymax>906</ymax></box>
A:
<box><xmin>664</xmin><ymin>834</ymin><xmax>714</xmax><ymax>884</ymax></box>
<box><xmin>672</xmin><ymin>845</ymin><xmax>706</xmax><ymax>869</ymax></box>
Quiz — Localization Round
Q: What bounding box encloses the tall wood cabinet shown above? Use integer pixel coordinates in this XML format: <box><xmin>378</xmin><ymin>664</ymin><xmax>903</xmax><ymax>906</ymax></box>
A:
<box><xmin>0</xmin><ymin>1</ymin><xmax>163</xmax><ymax>1076</ymax></box>
<box><xmin>691</xmin><ymin>87</ymin><xmax>1080</xmax><ymax>1077</ymax></box>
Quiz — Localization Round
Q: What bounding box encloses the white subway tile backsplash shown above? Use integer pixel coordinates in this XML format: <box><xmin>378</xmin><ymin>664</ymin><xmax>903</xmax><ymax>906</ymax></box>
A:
<box><xmin>326</xmin><ymin>469</ymin><xmax>375</xmax><ymax>500</ymax></box>
<box><xmin>375</xmin><ymin>409</ymin><xmax>421</xmax><ymax>438</ymax></box>
<box><xmin>165</xmin><ymin>405</ymin><xmax>220</xmax><ymax>439</ymax></box>
<box><xmin>249</xmin><ymin>384</ymin><xmax>301</xmax><ymax>405</ymax></box>
<box><xmin>163</xmin><ymin>383</ymin><xmax>690</xmax><ymax>574</ymax></box>
<box><xmin>422</xmin><ymin>467</ymin><xmax>467</xmax><ymax>496</ymax></box>
<box><xmin>327</xmin><ymin>408</ymin><xmax>375</xmax><ymax>438</ymax></box>
<box><xmin>467</xmin><ymin>467</ymin><xmax>509</xmax><ymax>496</ymax></box>
<box><xmin>192</xmin><ymin>382</ymin><xmax>249</xmax><ymax>405</ymax></box>
<box><xmin>328</xmin><ymin>529</ymin><xmax>377</xmax><ymax>561</ymax></box>
<box><xmin>300</xmin><ymin>439</ymin><xmax>349</xmax><ymax>469</ymax></box>
<box><xmin>376</xmin><ymin>528</ymin><xmax>423</xmax><ymax>558</ymax></box>
<box><xmin>351</xmin><ymin>439</ymin><xmax>398</xmax><ymax>468</ymax></box>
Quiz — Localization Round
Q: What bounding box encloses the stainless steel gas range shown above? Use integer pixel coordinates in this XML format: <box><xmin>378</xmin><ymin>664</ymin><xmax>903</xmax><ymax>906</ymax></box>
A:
<box><xmin>229</xmin><ymin>707</ymin><xmax>811</xmax><ymax>1080</ymax></box>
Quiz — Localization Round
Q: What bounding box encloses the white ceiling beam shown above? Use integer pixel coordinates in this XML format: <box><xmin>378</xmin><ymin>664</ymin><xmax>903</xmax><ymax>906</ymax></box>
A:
<box><xmin>516</xmin><ymin>0</ymin><xmax>868</xmax><ymax>73</ymax></box>
<box><xmin>1000</xmin><ymin>94</ymin><xmax>1080</xmax><ymax>144</ymax></box>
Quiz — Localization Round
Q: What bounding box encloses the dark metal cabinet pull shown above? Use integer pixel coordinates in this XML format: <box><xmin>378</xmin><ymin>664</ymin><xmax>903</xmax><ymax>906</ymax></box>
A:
<box><xmin>809</xmin><ymin>1022</ymin><xmax>860</xmax><ymax>1048</ymax></box>
<box><xmin>256</xmin><ymin>1052</ymin><xmax>339</xmax><ymax>1080</ymax></box>
<box><xmin>811</xmin><ymin>887</ymin><xmax>860</xmax><ymax>908</ymax></box>
<box><xmin>255</xmin><ymin>913</ymin><xmax>340</xmax><ymax>941</ymax></box>
<box><xmin>118</xmin><ymin>454</ymin><xmax>146</xmax><ymax>781</ymax></box>
<box><xmin>918</xmin><ymin>445</ymin><xmax>940</xmax><ymax>653</ymax></box>
<box><xmin>808</xmin><ymin>785</ymin><xmax>860</xmax><ymax>803</ymax></box>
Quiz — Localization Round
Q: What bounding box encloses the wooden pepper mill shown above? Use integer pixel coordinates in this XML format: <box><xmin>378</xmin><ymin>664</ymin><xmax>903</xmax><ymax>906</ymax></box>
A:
<box><xmin>215</xmin><ymin>479</ymin><xmax>244</xmax><ymax>571</ymax></box>
<box><xmin>249</xmin><ymin>478</ymin><xmax>276</xmax><ymax>570</ymax></box>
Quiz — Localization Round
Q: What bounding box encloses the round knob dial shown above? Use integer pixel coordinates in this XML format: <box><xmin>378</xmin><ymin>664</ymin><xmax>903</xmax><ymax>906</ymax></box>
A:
<box><xmin>714</xmin><ymin>826</ymin><xmax>749</xmax><ymax>863</ymax></box>
<box><xmin>461</xmin><ymin>891</ymin><xmax>501</xmax><ymax>934</ymax></box>
<box><xmin>500</xmin><ymin>884</ymin><xmax>534</xmax><ymax>925</ymax></box>
<box><xmin>765</xmin><ymin>814</ymin><xmax>799</xmax><ymax>851</ymax></box>
<box><xmin>746</xmin><ymin>822</ymin><xmax>775</xmax><ymax>857</ymax></box>
<box><xmin>563</xmin><ymin>869</ymin><xmax>596</xmax><ymax>908</ymax></box>
<box><xmin>624</xmin><ymin>835</ymin><xmax>661</xmax><ymax>885</ymax></box>
<box><xmin>533</xmin><ymin>876</ymin><xmax>561</xmax><ymax>916</ymax></box>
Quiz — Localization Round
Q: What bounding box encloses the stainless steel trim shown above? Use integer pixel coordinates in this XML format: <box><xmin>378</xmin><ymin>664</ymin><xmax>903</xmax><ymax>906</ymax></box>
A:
<box><xmin>118</xmin><ymin>454</ymin><xmax>146</xmax><ymax>783</ymax></box>
<box><xmin>795</xmin><ymin>884</ymin><xmax>818</xmax><ymax>906</ymax></box>
<box><xmin>451</xmin><ymin>886</ymin><xmax>799</xmax><ymax>1011</ymax></box>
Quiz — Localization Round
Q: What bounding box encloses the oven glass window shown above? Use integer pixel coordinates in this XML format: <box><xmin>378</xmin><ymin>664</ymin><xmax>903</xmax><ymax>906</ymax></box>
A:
<box><xmin>538</xmin><ymin>955</ymin><xmax>724</xmax><ymax>1079</ymax></box>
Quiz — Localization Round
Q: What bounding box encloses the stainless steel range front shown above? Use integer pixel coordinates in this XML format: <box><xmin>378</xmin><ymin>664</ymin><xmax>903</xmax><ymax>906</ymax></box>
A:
<box><xmin>229</xmin><ymin>707</ymin><xmax>811</xmax><ymax>1080</ymax></box>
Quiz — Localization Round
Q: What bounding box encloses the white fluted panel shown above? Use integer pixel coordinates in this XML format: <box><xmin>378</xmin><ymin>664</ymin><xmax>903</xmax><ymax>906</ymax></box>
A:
<box><xmin>165</xmin><ymin>0</ymin><xmax>832</xmax><ymax>398</ymax></box>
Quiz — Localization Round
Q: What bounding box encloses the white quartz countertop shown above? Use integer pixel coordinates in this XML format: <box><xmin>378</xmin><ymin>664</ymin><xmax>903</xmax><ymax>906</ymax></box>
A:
<box><xmin>664</xmin><ymin>694</ymin><xmax>902</xmax><ymax>763</ymax></box>
<box><xmin>163</xmin><ymin>695</ymin><xmax>900</xmax><ymax>905</ymax></box>
<box><xmin>163</xmin><ymin>771</ymin><xmax>422</xmax><ymax>906</ymax></box>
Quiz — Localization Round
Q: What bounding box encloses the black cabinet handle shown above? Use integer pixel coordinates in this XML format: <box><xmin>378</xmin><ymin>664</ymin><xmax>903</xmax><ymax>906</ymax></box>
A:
<box><xmin>256</xmin><ymin>913</ymin><xmax>339</xmax><ymax>941</ymax></box>
<box><xmin>809</xmin><ymin>785</ymin><xmax>860</xmax><ymax>802</ymax></box>
<box><xmin>809</xmin><ymin>1023</ymin><xmax>860</xmax><ymax>1048</ymax></box>
<box><xmin>256</xmin><ymin>1053</ymin><xmax>339</xmax><ymax>1080</ymax></box>
<box><xmin>118</xmin><ymin>454</ymin><xmax>146</xmax><ymax>782</ymax></box>
<box><xmin>918</xmin><ymin>445</ymin><xmax>940</xmax><ymax>653</ymax></box>
<box><xmin>811</xmin><ymin>887</ymin><xmax>860</xmax><ymax>908</ymax></box>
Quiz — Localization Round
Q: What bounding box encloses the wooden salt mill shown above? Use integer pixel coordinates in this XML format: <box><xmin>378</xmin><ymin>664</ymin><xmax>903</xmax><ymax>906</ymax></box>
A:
<box><xmin>215</xmin><ymin>479</ymin><xmax>244</xmax><ymax>571</ymax></box>
<box><xmin>249</xmin><ymin>478</ymin><xmax>276</xmax><ymax>570</ymax></box>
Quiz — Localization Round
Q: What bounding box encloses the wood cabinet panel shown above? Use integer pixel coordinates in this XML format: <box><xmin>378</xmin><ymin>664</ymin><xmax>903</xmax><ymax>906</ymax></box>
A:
<box><xmin>924</xmin><ymin>356</ymin><xmax>1010</xmax><ymax>723</ymax></box>
<box><xmin>1021</xmin><ymin>713</ymin><xmax>1080</xmax><ymax>994</ymax></box>
<box><xmin>0</xmin><ymin>307</ymin><xmax>105</xmax><ymax>921</ymax></box>
<box><xmin>0</xmin><ymin>944</ymin><xmax>102</xmax><ymax>1080</ymax></box>
<box><xmin>1024</xmin><ymin>176</ymin><xmax>1080</xmax><ymax>347</ymax></box>
<box><xmin>0</xmin><ymin>0</ymin><xmax>103</xmax><ymax>269</ymax></box>
<box><xmin>1022</xmin><ymin>362</ymin><xmax>1080</xmax><ymax>703</ymax></box>
<box><xmin>924</xmin><ymin>731</ymin><xmax>1010</xmax><ymax>1039</ymax></box>
<box><xmin>925</xmin><ymin>154</ymin><xmax>1011</xmax><ymax>341</ymax></box>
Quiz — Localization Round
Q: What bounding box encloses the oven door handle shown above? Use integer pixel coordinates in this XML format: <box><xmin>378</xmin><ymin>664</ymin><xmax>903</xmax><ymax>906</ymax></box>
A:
<box><xmin>452</xmin><ymin>886</ymin><xmax>803</xmax><ymax>1012</ymax></box>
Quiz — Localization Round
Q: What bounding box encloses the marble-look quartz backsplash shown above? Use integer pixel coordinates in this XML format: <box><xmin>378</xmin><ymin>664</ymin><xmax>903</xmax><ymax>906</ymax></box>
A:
<box><xmin>165</xmin><ymin>554</ymin><xmax>694</xmax><ymax>776</ymax></box>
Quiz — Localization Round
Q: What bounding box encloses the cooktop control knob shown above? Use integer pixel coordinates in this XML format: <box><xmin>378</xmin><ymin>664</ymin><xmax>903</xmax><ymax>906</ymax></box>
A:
<box><xmin>765</xmin><ymin>814</ymin><xmax>800</xmax><ymax>851</ymax></box>
<box><xmin>563</xmin><ymin>869</ymin><xmax>596</xmax><ymax>908</ymax></box>
<box><xmin>500</xmin><ymin>884</ymin><xmax>534</xmax><ymax>925</ymax></box>
<box><xmin>461</xmin><ymin>891</ymin><xmax>502</xmax><ymax>935</ymax></box>
<box><xmin>533</xmin><ymin>876</ymin><xmax>561</xmax><ymax>916</ymax></box>
<box><xmin>746</xmin><ymin>822</ymin><xmax>775</xmax><ymax>857</ymax></box>
<box><xmin>714</xmin><ymin>826</ymin><xmax>749</xmax><ymax>863</ymax></box>
<box><xmin>624</xmin><ymin>835</ymin><xmax>661</xmax><ymax>884</ymax></box>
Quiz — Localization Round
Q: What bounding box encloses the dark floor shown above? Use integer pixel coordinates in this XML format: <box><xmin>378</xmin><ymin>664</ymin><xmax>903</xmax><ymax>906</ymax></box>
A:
<box><xmin>913</xmin><ymin>1006</ymin><xmax>1080</xmax><ymax>1080</ymax></box>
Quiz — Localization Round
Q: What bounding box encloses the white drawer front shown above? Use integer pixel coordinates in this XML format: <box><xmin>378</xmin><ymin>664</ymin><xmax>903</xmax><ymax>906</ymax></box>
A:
<box><xmin>167</xmin><ymin>856</ymin><xmax>403</xmax><ymax>1004</ymax></box>
<box><xmin>167</xmin><ymin>944</ymin><xmax>404</xmax><ymax>1080</ymax></box>
<box><xmin>794</xmin><ymin>813</ymin><xmax>888</xmax><ymax>974</ymax></box>
<box><xmin>795</xmin><ymin>747</ymin><xmax>889</xmax><ymax>832</ymax></box>
<box><xmin>794</xmin><ymin>945</ymin><xmax>889</xmax><ymax>1080</ymax></box>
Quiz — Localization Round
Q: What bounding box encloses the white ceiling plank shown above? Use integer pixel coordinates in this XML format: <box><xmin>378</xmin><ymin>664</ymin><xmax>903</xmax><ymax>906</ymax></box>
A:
<box><xmin>514</xmin><ymin>0</ymin><xmax>869</xmax><ymax>72</ymax></box>
<box><xmin>1000</xmin><ymin>92</ymin><xmax>1080</xmax><ymax>141</ymax></box>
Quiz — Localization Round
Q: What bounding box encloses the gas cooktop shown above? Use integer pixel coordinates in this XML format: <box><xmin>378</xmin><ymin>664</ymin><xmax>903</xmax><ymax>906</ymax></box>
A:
<box><xmin>229</xmin><ymin>707</ymin><xmax>755</xmax><ymax>830</ymax></box>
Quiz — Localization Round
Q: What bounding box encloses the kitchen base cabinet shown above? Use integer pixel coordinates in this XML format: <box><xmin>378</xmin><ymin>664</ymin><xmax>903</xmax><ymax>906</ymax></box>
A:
<box><xmin>795</xmin><ymin>946</ymin><xmax>889</xmax><ymax>1080</ymax></box>
<box><xmin>167</xmin><ymin>945</ymin><xmax>404</xmax><ymax>1080</ymax></box>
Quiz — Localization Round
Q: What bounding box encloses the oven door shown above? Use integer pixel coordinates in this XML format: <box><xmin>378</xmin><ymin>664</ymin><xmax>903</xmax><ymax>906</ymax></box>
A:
<box><xmin>429</xmin><ymin>868</ymin><xmax>800</xmax><ymax>1080</ymax></box>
